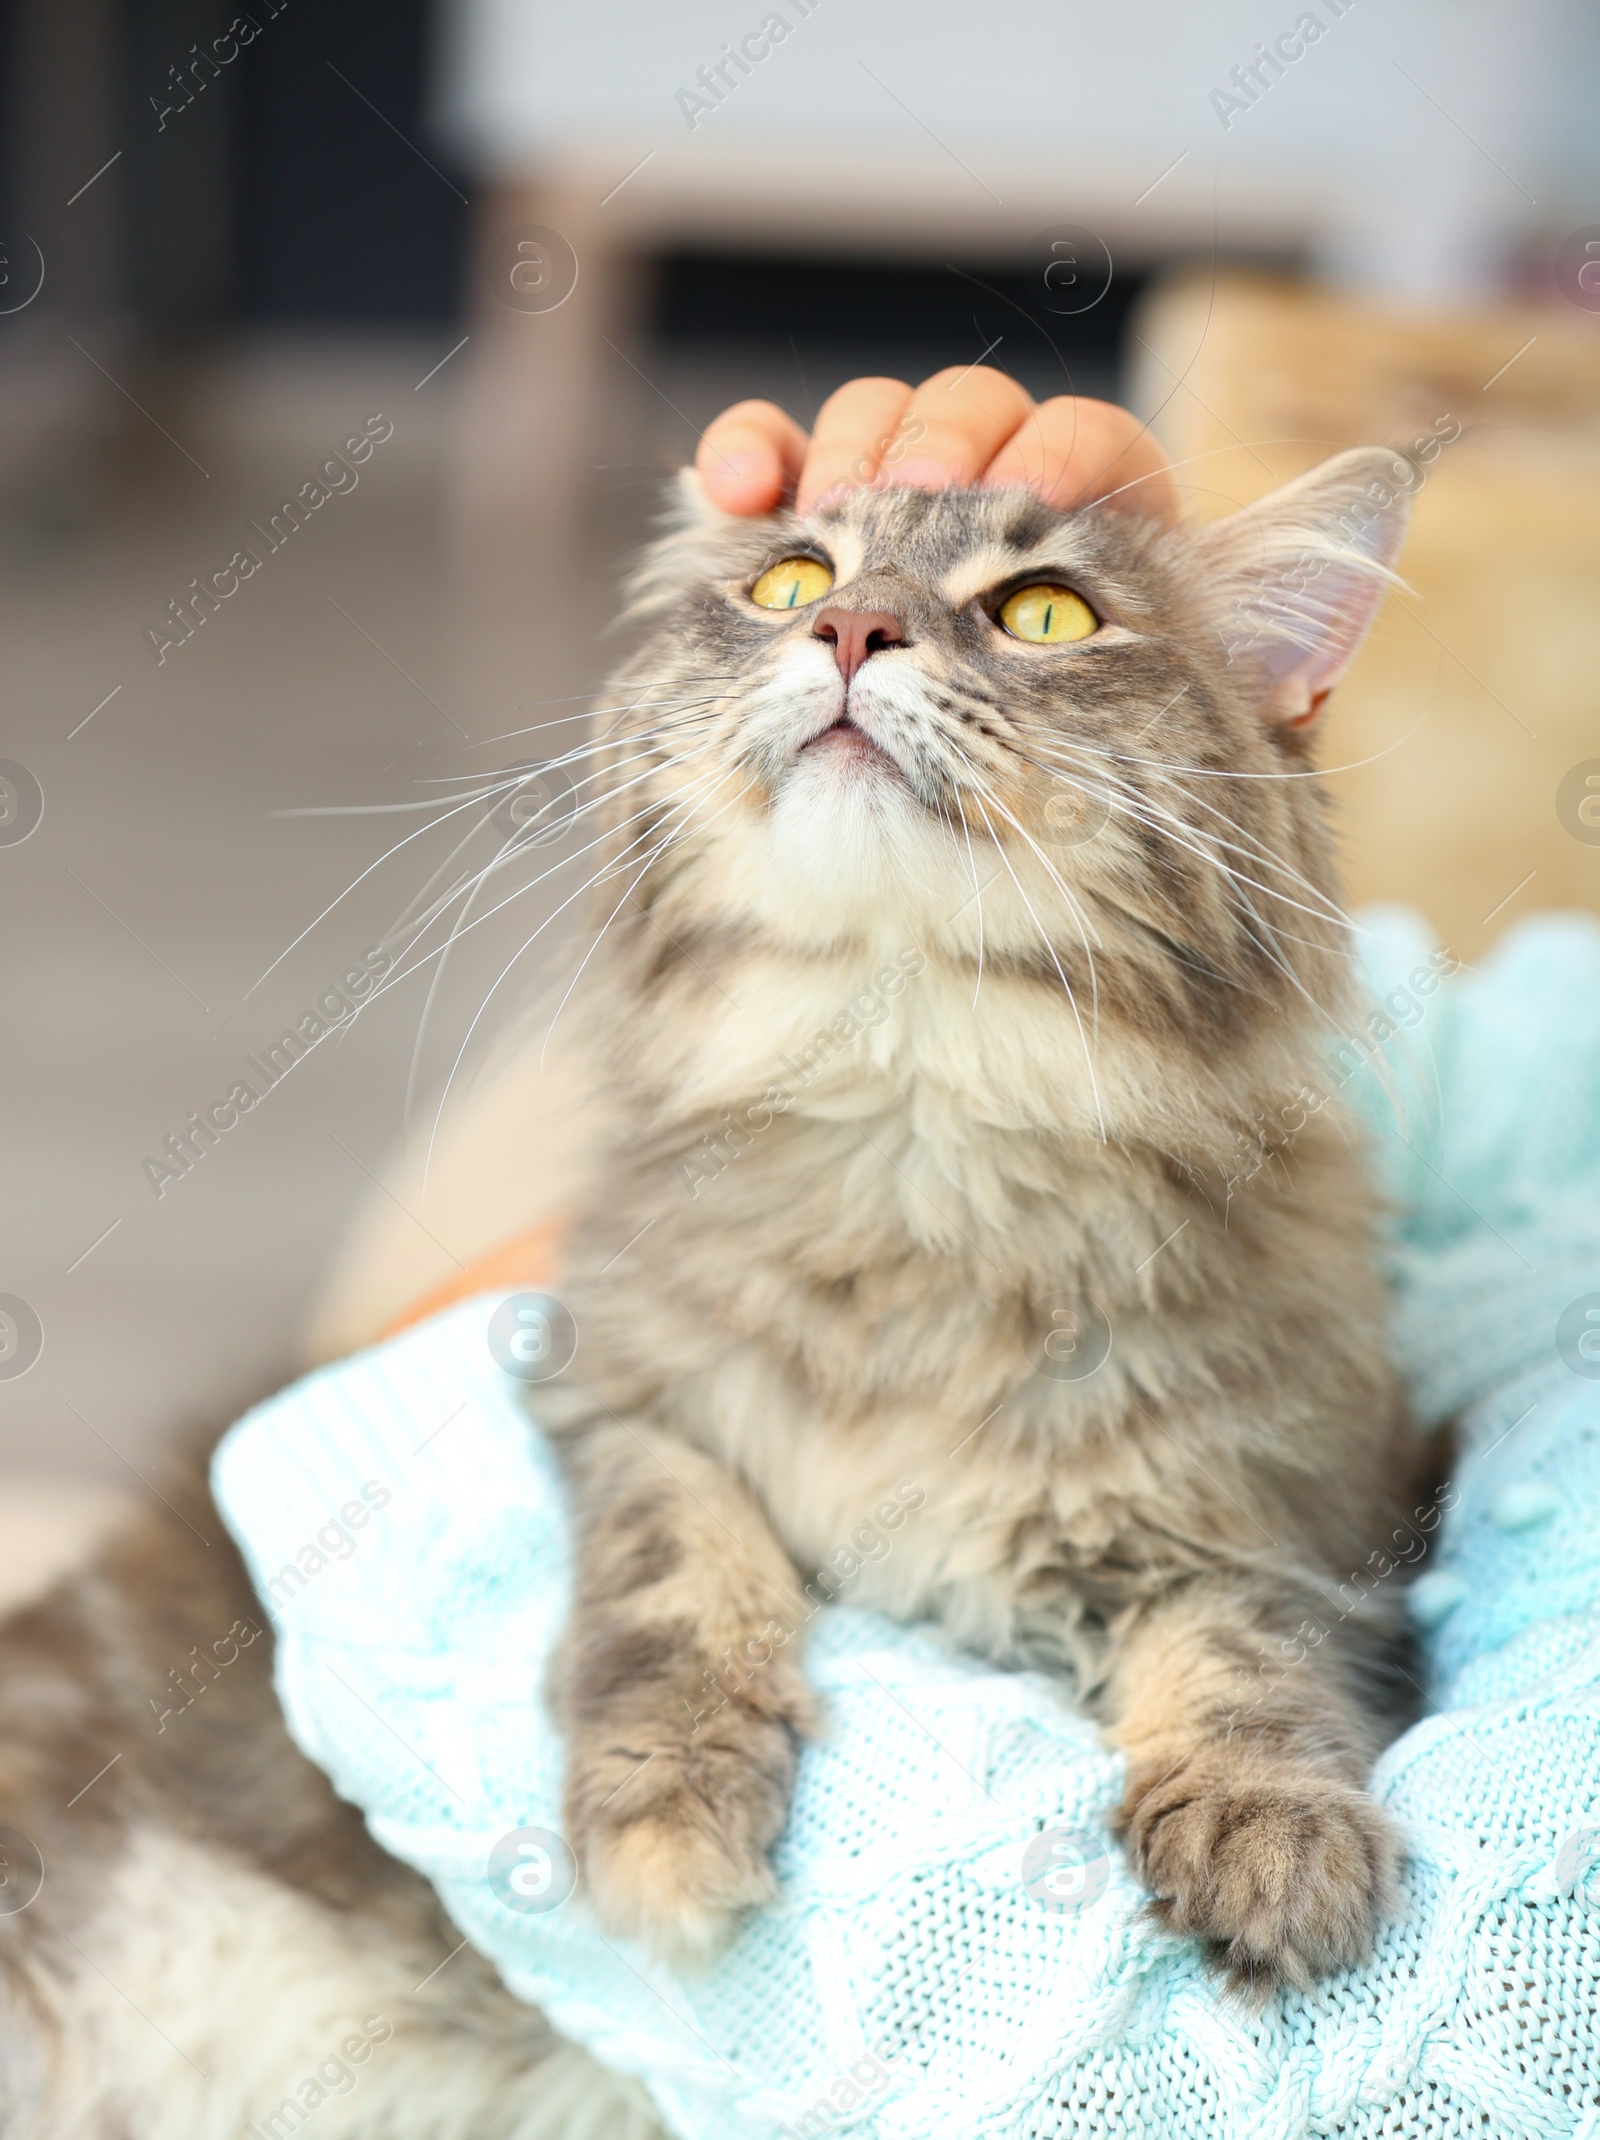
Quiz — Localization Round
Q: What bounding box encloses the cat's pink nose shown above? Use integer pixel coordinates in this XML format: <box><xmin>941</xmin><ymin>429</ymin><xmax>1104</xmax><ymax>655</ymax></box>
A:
<box><xmin>811</xmin><ymin>607</ymin><xmax>906</xmax><ymax>687</ymax></box>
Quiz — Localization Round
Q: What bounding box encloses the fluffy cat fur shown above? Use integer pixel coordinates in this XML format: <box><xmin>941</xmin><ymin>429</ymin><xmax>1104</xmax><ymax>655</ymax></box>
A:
<box><xmin>540</xmin><ymin>455</ymin><xmax>1433</xmax><ymax>1992</ymax></box>
<box><xmin>0</xmin><ymin>452</ymin><xmax>1433</xmax><ymax>2135</ymax></box>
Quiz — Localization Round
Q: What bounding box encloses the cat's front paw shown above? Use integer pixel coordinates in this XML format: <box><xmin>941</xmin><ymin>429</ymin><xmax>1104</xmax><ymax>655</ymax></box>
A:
<box><xmin>1118</xmin><ymin>1748</ymin><xmax>1398</xmax><ymax>1993</ymax></box>
<box><xmin>564</xmin><ymin>1667</ymin><xmax>813</xmax><ymax>1961</ymax></box>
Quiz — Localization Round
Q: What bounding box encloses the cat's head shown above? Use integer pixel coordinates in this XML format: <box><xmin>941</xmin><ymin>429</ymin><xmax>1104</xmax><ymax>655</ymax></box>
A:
<box><xmin>587</xmin><ymin>451</ymin><xmax>1412</xmax><ymax>1104</ymax></box>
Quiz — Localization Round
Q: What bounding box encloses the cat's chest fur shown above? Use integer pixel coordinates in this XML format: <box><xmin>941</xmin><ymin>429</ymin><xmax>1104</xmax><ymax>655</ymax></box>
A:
<box><xmin>521</xmin><ymin>461</ymin><xmax>1428</xmax><ymax>1984</ymax></box>
<box><xmin>560</xmin><ymin>972</ymin><xmax>1401</xmax><ymax>1669</ymax></box>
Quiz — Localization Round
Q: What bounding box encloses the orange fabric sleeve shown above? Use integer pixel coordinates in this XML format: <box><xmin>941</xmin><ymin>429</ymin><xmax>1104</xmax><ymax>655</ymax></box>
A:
<box><xmin>379</xmin><ymin>1215</ymin><xmax>570</xmax><ymax>1341</ymax></box>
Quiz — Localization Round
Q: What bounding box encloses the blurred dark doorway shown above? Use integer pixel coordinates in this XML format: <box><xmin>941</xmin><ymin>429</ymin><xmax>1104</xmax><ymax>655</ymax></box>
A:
<box><xmin>231</xmin><ymin>0</ymin><xmax>468</xmax><ymax>324</ymax></box>
<box><xmin>0</xmin><ymin>0</ymin><xmax>469</xmax><ymax>335</ymax></box>
<box><xmin>655</xmin><ymin>248</ymin><xmax>1150</xmax><ymax>408</ymax></box>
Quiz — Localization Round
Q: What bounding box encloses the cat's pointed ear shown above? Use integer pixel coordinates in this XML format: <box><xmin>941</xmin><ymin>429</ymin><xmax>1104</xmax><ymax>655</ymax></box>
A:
<box><xmin>1195</xmin><ymin>448</ymin><xmax>1415</xmax><ymax>726</ymax></box>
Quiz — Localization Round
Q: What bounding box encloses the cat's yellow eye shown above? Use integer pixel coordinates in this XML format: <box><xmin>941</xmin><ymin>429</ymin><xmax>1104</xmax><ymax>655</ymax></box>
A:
<box><xmin>750</xmin><ymin>557</ymin><xmax>834</xmax><ymax>611</ymax></box>
<box><xmin>997</xmin><ymin>584</ymin><xmax>1098</xmax><ymax>645</ymax></box>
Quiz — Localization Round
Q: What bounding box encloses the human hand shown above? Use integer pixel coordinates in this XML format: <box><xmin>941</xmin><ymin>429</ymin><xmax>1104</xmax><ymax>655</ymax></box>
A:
<box><xmin>696</xmin><ymin>367</ymin><xmax>1180</xmax><ymax>525</ymax></box>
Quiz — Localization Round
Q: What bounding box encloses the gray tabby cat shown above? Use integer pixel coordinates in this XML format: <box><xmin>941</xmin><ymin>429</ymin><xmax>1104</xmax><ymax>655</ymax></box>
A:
<box><xmin>0</xmin><ymin>451</ymin><xmax>1428</xmax><ymax>2137</ymax></box>
<box><xmin>542</xmin><ymin>453</ymin><xmax>1431</xmax><ymax>1990</ymax></box>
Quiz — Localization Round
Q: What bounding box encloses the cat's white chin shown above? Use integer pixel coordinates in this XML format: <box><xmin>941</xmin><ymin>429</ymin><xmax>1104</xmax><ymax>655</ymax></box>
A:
<box><xmin>758</xmin><ymin>748</ymin><xmax>950</xmax><ymax>925</ymax></box>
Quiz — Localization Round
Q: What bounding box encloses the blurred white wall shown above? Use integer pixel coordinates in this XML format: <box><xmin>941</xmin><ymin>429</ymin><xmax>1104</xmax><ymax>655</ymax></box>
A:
<box><xmin>436</xmin><ymin>0</ymin><xmax>1598</xmax><ymax>297</ymax></box>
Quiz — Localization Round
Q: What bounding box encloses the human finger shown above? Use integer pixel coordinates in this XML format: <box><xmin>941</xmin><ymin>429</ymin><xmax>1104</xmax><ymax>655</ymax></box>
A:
<box><xmin>793</xmin><ymin>377</ymin><xmax>916</xmax><ymax>513</ymax></box>
<box><xmin>873</xmin><ymin>365</ymin><xmax>1037</xmax><ymax>494</ymax></box>
<box><xmin>981</xmin><ymin>395</ymin><xmax>1181</xmax><ymax>523</ymax></box>
<box><xmin>696</xmin><ymin>400</ymin><xmax>810</xmax><ymax>513</ymax></box>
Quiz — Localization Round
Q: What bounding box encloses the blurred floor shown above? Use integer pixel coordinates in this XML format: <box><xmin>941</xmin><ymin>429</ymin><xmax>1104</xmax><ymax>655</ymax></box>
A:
<box><xmin>0</xmin><ymin>331</ymin><xmax>609</xmax><ymax>1499</ymax></box>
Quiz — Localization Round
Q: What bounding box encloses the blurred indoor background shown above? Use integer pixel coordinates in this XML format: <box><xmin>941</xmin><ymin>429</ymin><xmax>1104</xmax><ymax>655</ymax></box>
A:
<box><xmin>1</xmin><ymin>0</ymin><xmax>1598</xmax><ymax>1585</ymax></box>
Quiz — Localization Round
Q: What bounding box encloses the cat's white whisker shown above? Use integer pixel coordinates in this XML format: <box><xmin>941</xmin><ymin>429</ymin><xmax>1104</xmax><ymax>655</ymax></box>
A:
<box><xmin>363</xmin><ymin>750</ymin><xmax>719</xmax><ymax>1030</ymax></box>
<box><xmin>250</xmin><ymin>739</ymin><xmax>711</xmax><ymax>1009</ymax></box>
<box><xmin>537</xmin><ymin>769</ymin><xmax>754</xmax><ymax>1071</ymax></box>
<box><xmin>238</xmin><ymin>778</ymin><xmax>533</xmax><ymax>1006</ymax></box>
<box><xmin>970</xmin><ymin>791</ymin><xmax>1107</xmax><ymax>1144</ymax></box>
<box><xmin>1024</xmin><ymin>739</ymin><xmax>1355</xmax><ymax>938</ymax></box>
<box><xmin>463</xmin><ymin>679</ymin><xmax>746</xmax><ymax>753</ymax></box>
<box><xmin>403</xmin><ymin>827</ymin><xmax>519</xmax><ymax>1125</ymax></box>
<box><xmin>951</xmin><ymin>791</ymin><xmax>989</xmax><ymax>1011</ymax></box>
<box><xmin>999</xmin><ymin>737</ymin><xmax>1354</xmax><ymax>1048</ymax></box>
<box><xmin>975</xmin><ymin>785</ymin><xmax>1105</xmax><ymax>1039</ymax></box>
<box><xmin>419</xmin><ymin>763</ymin><xmax>731</xmax><ymax>1192</ymax></box>
<box><xmin>1106</xmin><ymin>703</ymin><xmax>1433</xmax><ymax>785</ymax></box>
<box><xmin>377</xmin><ymin>737</ymin><xmax>701</xmax><ymax>981</ymax></box>
<box><xmin>273</xmin><ymin>793</ymin><xmax>507</xmax><ymax>817</ymax></box>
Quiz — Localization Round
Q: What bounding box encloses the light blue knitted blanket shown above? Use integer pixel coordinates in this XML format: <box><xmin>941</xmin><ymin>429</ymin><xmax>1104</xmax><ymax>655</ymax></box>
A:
<box><xmin>213</xmin><ymin>911</ymin><xmax>1600</xmax><ymax>2140</ymax></box>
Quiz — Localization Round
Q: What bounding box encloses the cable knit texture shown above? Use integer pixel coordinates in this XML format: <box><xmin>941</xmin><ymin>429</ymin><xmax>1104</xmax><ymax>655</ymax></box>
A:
<box><xmin>214</xmin><ymin>912</ymin><xmax>1600</xmax><ymax>2140</ymax></box>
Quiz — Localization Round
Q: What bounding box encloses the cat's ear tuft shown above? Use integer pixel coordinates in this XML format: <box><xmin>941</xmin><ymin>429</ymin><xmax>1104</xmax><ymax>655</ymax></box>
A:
<box><xmin>1196</xmin><ymin>448</ymin><xmax>1415</xmax><ymax>726</ymax></box>
<box><xmin>669</xmin><ymin>465</ymin><xmax>727</xmax><ymax>527</ymax></box>
<box><xmin>666</xmin><ymin>464</ymin><xmax>780</xmax><ymax>530</ymax></box>
<box><xmin>622</xmin><ymin>468</ymin><xmax>775</xmax><ymax>623</ymax></box>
